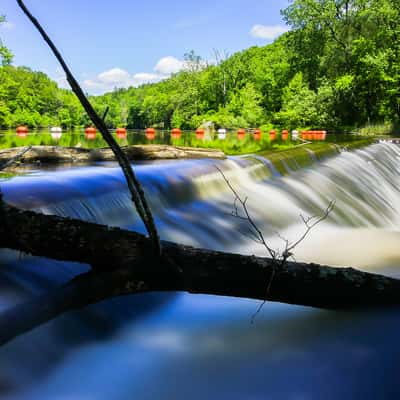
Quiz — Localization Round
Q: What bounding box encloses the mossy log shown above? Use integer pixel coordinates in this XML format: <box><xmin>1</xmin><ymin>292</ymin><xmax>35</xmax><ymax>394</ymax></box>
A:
<box><xmin>1</xmin><ymin>200</ymin><xmax>400</xmax><ymax>346</ymax></box>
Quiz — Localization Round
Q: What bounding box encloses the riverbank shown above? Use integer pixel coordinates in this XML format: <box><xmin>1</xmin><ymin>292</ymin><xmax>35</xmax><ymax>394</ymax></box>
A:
<box><xmin>0</xmin><ymin>144</ymin><xmax>225</xmax><ymax>167</ymax></box>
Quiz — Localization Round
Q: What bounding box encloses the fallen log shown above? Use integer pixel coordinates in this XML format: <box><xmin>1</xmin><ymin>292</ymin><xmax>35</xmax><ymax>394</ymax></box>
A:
<box><xmin>1</xmin><ymin>200</ymin><xmax>400</xmax><ymax>345</ymax></box>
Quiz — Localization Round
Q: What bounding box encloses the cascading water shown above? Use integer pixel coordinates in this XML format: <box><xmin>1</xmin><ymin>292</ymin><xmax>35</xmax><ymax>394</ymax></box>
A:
<box><xmin>1</xmin><ymin>143</ymin><xmax>400</xmax><ymax>399</ymax></box>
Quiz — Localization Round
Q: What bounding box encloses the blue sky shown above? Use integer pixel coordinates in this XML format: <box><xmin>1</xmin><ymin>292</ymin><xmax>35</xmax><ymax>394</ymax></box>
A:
<box><xmin>1</xmin><ymin>0</ymin><xmax>290</xmax><ymax>94</ymax></box>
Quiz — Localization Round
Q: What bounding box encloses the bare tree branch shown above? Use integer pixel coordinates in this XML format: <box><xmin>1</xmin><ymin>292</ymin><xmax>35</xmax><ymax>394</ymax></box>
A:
<box><xmin>1</xmin><ymin>202</ymin><xmax>400</xmax><ymax>345</ymax></box>
<box><xmin>215</xmin><ymin>166</ymin><xmax>277</xmax><ymax>259</ymax></box>
<box><xmin>0</xmin><ymin>146</ymin><xmax>31</xmax><ymax>171</ymax></box>
<box><xmin>16</xmin><ymin>0</ymin><xmax>161</xmax><ymax>255</ymax></box>
<box><xmin>287</xmin><ymin>200</ymin><xmax>336</xmax><ymax>253</ymax></box>
<box><xmin>216</xmin><ymin>165</ymin><xmax>337</xmax><ymax>322</ymax></box>
<box><xmin>101</xmin><ymin>106</ymin><xmax>110</xmax><ymax>122</ymax></box>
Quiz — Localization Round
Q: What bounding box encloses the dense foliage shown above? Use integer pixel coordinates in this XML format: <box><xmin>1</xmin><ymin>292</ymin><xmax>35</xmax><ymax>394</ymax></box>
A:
<box><xmin>1</xmin><ymin>1</ymin><xmax>399</xmax><ymax>131</ymax></box>
<box><xmin>0</xmin><ymin>65</ymin><xmax>84</xmax><ymax>128</ymax></box>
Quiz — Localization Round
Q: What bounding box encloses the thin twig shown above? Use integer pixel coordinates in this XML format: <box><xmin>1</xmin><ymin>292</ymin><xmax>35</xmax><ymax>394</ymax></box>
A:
<box><xmin>215</xmin><ymin>165</ymin><xmax>335</xmax><ymax>322</ymax></box>
<box><xmin>287</xmin><ymin>200</ymin><xmax>336</xmax><ymax>253</ymax></box>
<box><xmin>216</xmin><ymin>165</ymin><xmax>276</xmax><ymax>259</ymax></box>
<box><xmin>101</xmin><ymin>106</ymin><xmax>110</xmax><ymax>122</ymax></box>
<box><xmin>0</xmin><ymin>146</ymin><xmax>32</xmax><ymax>171</ymax></box>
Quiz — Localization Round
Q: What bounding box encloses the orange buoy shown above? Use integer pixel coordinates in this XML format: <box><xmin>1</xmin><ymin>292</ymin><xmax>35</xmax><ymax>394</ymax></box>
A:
<box><xmin>145</xmin><ymin>127</ymin><xmax>156</xmax><ymax>140</ymax></box>
<box><xmin>321</xmin><ymin>130</ymin><xmax>327</xmax><ymax>140</ymax></box>
<box><xmin>85</xmin><ymin>127</ymin><xmax>97</xmax><ymax>140</ymax></box>
<box><xmin>301</xmin><ymin>130</ymin><xmax>307</xmax><ymax>140</ymax></box>
<box><xmin>269</xmin><ymin>130</ymin><xmax>276</xmax><ymax>141</ymax></box>
<box><xmin>311</xmin><ymin>130</ymin><xmax>318</xmax><ymax>141</ymax></box>
<box><xmin>171</xmin><ymin>128</ymin><xmax>182</xmax><ymax>139</ymax></box>
<box><xmin>237</xmin><ymin>128</ymin><xmax>246</xmax><ymax>140</ymax></box>
<box><xmin>116</xmin><ymin>127</ymin><xmax>127</xmax><ymax>139</ymax></box>
<box><xmin>196</xmin><ymin>128</ymin><xmax>205</xmax><ymax>140</ymax></box>
<box><xmin>281</xmin><ymin>129</ymin><xmax>289</xmax><ymax>140</ymax></box>
<box><xmin>16</xmin><ymin>126</ymin><xmax>28</xmax><ymax>137</ymax></box>
<box><xmin>253</xmin><ymin>129</ymin><xmax>262</xmax><ymax>141</ymax></box>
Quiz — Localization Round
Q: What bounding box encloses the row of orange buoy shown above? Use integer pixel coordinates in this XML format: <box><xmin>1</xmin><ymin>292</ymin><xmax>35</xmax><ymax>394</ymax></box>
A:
<box><xmin>15</xmin><ymin>126</ymin><xmax>327</xmax><ymax>142</ymax></box>
<box><xmin>14</xmin><ymin>126</ymin><xmax>288</xmax><ymax>141</ymax></box>
<box><xmin>143</xmin><ymin>127</ymin><xmax>290</xmax><ymax>141</ymax></box>
<box><xmin>85</xmin><ymin>127</ymin><xmax>129</xmax><ymax>140</ymax></box>
<box><xmin>301</xmin><ymin>130</ymin><xmax>327</xmax><ymax>141</ymax></box>
<box><xmin>237</xmin><ymin>129</ymin><xmax>290</xmax><ymax>141</ymax></box>
<box><xmin>144</xmin><ymin>127</ymin><xmax>204</xmax><ymax>140</ymax></box>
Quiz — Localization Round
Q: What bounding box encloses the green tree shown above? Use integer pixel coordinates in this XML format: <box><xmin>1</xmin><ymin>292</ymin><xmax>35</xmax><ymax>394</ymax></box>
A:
<box><xmin>282</xmin><ymin>0</ymin><xmax>400</xmax><ymax>125</ymax></box>
<box><xmin>277</xmin><ymin>72</ymin><xmax>318</xmax><ymax>129</ymax></box>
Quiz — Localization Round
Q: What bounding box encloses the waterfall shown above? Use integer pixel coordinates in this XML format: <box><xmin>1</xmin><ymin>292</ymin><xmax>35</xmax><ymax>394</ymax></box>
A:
<box><xmin>3</xmin><ymin>143</ymin><xmax>400</xmax><ymax>262</ymax></box>
<box><xmin>1</xmin><ymin>143</ymin><xmax>400</xmax><ymax>399</ymax></box>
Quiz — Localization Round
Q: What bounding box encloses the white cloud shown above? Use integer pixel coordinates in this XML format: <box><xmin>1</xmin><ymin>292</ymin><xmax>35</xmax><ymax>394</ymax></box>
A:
<box><xmin>250</xmin><ymin>24</ymin><xmax>288</xmax><ymax>40</ymax></box>
<box><xmin>132</xmin><ymin>72</ymin><xmax>162</xmax><ymax>86</ymax></box>
<box><xmin>82</xmin><ymin>79</ymin><xmax>105</xmax><ymax>90</ymax></box>
<box><xmin>154</xmin><ymin>56</ymin><xmax>184</xmax><ymax>75</ymax></box>
<box><xmin>82</xmin><ymin>68</ymin><xmax>157</xmax><ymax>94</ymax></box>
<box><xmin>81</xmin><ymin>56</ymin><xmax>185</xmax><ymax>94</ymax></box>
<box><xmin>98</xmin><ymin>68</ymin><xmax>131</xmax><ymax>85</ymax></box>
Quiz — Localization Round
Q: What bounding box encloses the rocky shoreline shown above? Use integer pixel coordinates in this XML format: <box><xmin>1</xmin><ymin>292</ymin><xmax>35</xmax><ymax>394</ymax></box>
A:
<box><xmin>0</xmin><ymin>145</ymin><xmax>226</xmax><ymax>171</ymax></box>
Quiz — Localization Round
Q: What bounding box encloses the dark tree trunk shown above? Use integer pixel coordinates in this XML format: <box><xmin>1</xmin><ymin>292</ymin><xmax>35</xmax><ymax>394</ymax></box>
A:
<box><xmin>1</xmin><ymin>200</ymin><xmax>400</xmax><ymax>345</ymax></box>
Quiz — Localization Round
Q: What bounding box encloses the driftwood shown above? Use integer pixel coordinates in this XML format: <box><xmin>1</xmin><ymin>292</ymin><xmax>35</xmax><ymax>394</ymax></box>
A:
<box><xmin>0</xmin><ymin>145</ymin><xmax>226</xmax><ymax>168</ymax></box>
<box><xmin>0</xmin><ymin>200</ymin><xmax>399</xmax><ymax>346</ymax></box>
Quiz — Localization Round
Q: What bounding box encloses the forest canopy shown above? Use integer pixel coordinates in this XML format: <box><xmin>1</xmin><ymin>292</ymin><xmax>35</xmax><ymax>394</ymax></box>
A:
<box><xmin>0</xmin><ymin>0</ymin><xmax>399</xmax><ymax>131</ymax></box>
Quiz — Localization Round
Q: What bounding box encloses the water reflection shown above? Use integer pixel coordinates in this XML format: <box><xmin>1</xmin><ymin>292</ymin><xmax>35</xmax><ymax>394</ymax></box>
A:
<box><xmin>0</xmin><ymin>129</ymin><xmax>360</xmax><ymax>154</ymax></box>
<box><xmin>9</xmin><ymin>295</ymin><xmax>400</xmax><ymax>400</ymax></box>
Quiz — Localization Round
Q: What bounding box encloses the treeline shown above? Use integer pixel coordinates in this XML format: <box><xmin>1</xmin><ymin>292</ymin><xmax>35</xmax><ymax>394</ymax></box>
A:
<box><xmin>1</xmin><ymin>0</ymin><xmax>399</xmax><ymax>131</ymax></box>
<box><xmin>0</xmin><ymin>66</ymin><xmax>84</xmax><ymax>128</ymax></box>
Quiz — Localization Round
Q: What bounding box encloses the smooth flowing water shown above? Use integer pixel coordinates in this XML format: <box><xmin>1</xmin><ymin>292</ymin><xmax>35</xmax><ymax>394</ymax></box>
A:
<box><xmin>1</xmin><ymin>143</ymin><xmax>400</xmax><ymax>399</ymax></box>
